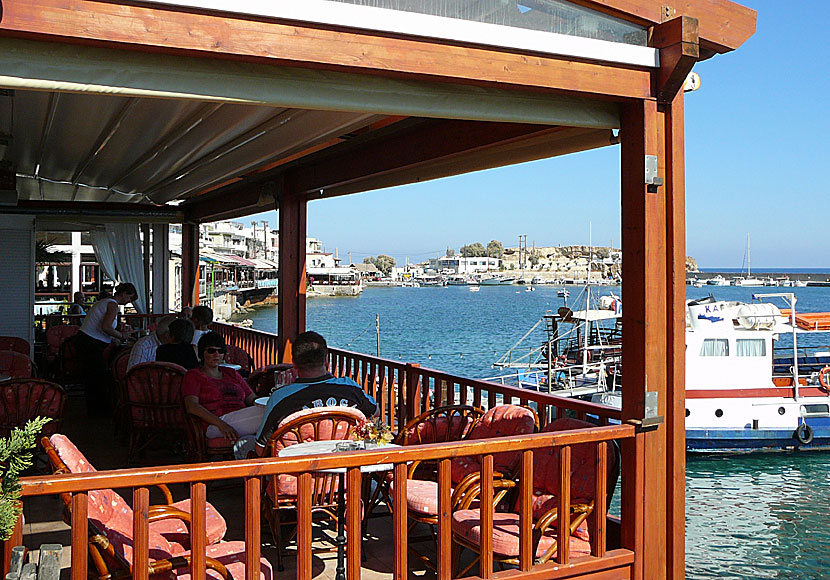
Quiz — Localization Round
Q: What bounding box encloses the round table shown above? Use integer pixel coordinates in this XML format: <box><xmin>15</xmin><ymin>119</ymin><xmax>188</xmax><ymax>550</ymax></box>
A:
<box><xmin>278</xmin><ymin>440</ymin><xmax>399</xmax><ymax>580</ymax></box>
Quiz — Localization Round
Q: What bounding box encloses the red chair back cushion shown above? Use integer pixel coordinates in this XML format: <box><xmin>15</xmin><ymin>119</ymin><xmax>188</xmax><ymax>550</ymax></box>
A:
<box><xmin>0</xmin><ymin>350</ymin><xmax>32</xmax><ymax>379</ymax></box>
<box><xmin>124</xmin><ymin>362</ymin><xmax>187</xmax><ymax>428</ymax></box>
<box><xmin>451</xmin><ymin>405</ymin><xmax>537</xmax><ymax>483</ymax></box>
<box><xmin>0</xmin><ymin>380</ymin><xmax>64</xmax><ymax>437</ymax></box>
<box><xmin>46</xmin><ymin>325</ymin><xmax>79</xmax><ymax>360</ymax></box>
<box><xmin>0</xmin><ymin>336</ymin><xmax>29</xmax><ymax>356</ymax></box>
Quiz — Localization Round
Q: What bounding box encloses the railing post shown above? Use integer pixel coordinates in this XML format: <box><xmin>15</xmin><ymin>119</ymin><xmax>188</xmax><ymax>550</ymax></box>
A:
<box><xmin>2</xmin><ymin>514</ymin><xmax>22</xmax><ymax>575</ymax></box>
<box><xmin>404</xmin><ymin>363</ymin><xmax>421</xmax><ymax>424</ymax></box>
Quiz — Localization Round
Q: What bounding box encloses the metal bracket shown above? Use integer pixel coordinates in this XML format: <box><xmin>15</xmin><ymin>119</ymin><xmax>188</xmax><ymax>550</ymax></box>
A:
<box><xmin>626</xmin><ymin>416</ymin><xmax>665</xmax><ymax>433</ymax></box>
<box><xmin>645</xmin><ymin>155</ymin><xmax>663</xmax><ymax>193</ymax></box>
<box><xmin>625</xmin><ymin>390</ymin><xmax>664</xmax><ymax>432</ymax></box>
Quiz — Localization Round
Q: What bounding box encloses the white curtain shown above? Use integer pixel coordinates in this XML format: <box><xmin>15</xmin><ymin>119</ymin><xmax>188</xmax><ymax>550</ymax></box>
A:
<box><xmin>699</xmin><ymin>339</ymin><xmax>729</xmax><ymax>357</ymax></box>
<box><xmin>91</xmin><ymin>229</ymin><xmax>118</xmax><ymax>284</ymax></box>
<box><xmin>736</xmin><ymin>339</ymin><xmax>766</xmax><ymax>357</ymax></box>
<box><xmin>106</xmin><ymin>224</ymin><xmax>147</xmax><ymax>314</ymax></box>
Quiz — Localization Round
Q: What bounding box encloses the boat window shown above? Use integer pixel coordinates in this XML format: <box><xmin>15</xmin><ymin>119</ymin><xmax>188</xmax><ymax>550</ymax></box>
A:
<box><xmin>699</xmin><ymin>339</ymin><xmax>729</xmax><ymax>357</ymax></box>
<box><xmin>736</xmin><ymin>339</ymin><xmax>766</xmax><ymax>357</ymax></box>
<box><xmin>801</xmin><ymin>404</ymin><xmax>830</xmax><ymax>417</ymax></box>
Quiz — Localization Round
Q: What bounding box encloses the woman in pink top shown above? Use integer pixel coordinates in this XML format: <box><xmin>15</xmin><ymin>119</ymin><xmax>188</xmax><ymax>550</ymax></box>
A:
<box><xmin>182</xmin><ymin>331</ymin><xmax>263</xmax><ymax>441</ymax></box>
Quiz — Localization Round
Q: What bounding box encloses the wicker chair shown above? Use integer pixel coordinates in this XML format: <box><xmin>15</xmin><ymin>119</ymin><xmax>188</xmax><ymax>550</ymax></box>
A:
<box><xmin>0</xmin><ymin>379</ymin><xmax>65</xmax><ymax>438</ymax></box>
<box><xmin>42</xmin><ymin>435</ymin><xmax>273</xmax><ymax>579</ymax></box>
<box><xmin>123</xmin><ymin>361</ymin><xmax>188</xmax><ymax>463</ymax></box>
<box><xmin>450</xmin><ymin>417</ymin><xmax>621</xmax><ymax>575</ymax></box>
<box><xmin>0</xmin><ymin>336</ymin><xmax>30</xmax><ymax>356</ymax></box>
<box><xmin>248</xmin><ymin>363</ymin><xmax>296</xmax><ymax>397</ymax></box>
<box><xmin>0</xmin><ymin>349</ymin><xmax>33</xmax><ymax>379</ymax></box>
<box><xmin>224</xmin><ymin>344</ymin><xmax>252</xmax><ymax>377</ymax></box>
<box><xmin>369</xmin><ymin>404</ymin><xmax>484</xmax><ymax>515</ymax></box>
<box><xmin>261</xmin><ymin>406</ymin><xmax>366</xmax><ymax>571</ymax></box>
<box><xmin>400</xmin><ymin>404</ymin><xmax>537</xmax><ymax>569</ymax></box>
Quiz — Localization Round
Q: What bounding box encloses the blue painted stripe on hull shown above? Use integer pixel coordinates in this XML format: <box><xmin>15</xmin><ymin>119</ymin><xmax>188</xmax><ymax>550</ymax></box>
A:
<box><xmin>687</xmin><ymin>426</ymin><xmax>830</xmax><ymax>452</ymax></box>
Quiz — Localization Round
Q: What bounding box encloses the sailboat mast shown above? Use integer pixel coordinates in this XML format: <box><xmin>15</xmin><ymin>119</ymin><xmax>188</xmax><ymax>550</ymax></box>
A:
<box><xmin>747</xmin><ymin>233</ymin><xmax>751</xmax><ymax>277</ymax></box>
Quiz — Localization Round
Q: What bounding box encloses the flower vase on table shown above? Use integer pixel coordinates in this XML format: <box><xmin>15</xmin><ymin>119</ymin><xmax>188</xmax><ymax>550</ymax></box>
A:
<box><xmin>354</xmin><ymin>418</ymin><xmax>392</xmax><ymax>449</ymax></box>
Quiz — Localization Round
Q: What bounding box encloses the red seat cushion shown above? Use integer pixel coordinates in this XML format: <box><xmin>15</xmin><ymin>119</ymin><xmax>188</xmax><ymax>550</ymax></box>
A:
<box><xmin>172</xmin><ymin>541</ymin><xmax>273</xmax><ymax>579</ymax></box>
<box><xmin>451</xmin><ymin>405</ymin><xmax>536</xmax><ymax>483</ymax></box>
<box><xmin>452</xmin><ymin>510</ymin><xmax>591</xmax><ymax>560</ymax></box>
<box><xmin>50</xmin><ymin>435</ymin><xmax>227</xmax><ymax>548</ymax></box>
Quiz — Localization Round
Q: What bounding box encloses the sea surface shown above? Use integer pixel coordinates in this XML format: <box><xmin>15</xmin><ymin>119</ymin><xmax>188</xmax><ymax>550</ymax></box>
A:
<box><xmin>244</xmin><ymin>284</ymin><xmax>830</xmax><ymax>579</ymax></box>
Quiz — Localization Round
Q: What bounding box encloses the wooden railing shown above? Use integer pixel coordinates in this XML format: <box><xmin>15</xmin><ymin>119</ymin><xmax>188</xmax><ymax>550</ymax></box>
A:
<box><xmin>14</xmin><ymin>425</ymin><xmax>634</xmax><ymax>580</ymax></box>
<box><xmin>211</xmin><ymin>322</ymin><xmax>622</xmax><ymax>432</ymax></box>
<box><xmin>10</xmin><ymin>321</ymin><xmax>638</xmax><ymax>579</ymax></box>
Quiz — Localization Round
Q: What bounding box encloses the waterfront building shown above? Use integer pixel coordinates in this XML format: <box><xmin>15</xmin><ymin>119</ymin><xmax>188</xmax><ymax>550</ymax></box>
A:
<box><xmin>428</xmin><ymin>255</ymin><xmax>502</xmax><ymax>274</ymax></box>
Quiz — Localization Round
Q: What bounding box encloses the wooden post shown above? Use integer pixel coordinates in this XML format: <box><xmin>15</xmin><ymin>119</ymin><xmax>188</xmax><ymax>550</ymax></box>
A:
<box><xmin>277</xmin><ymin>182</ymin><xmax>307</xmax><ymax>363</ymax></box>
<box><xmin>620</xmin><ymin>98</ymin><xmax>666</xmax><ymax>580</ymax></box>
<box><xmin>151</xmin><ymin>223</ymin><xmax>170</xmax><ymax>313</ymax></box>
<box><xmin>662</xmin><ymin>91</ymin><xmax>687</xmax><ymax>580</ymax></box>
<box><xmin>181</xmin><ymin>221</ymin><xmax>199</xmax><ymax>308</ymax></box>
<box><xmin>141</xmin><ymin>223</ymin><xmax>151</xmax><ymax>314</ymax></box>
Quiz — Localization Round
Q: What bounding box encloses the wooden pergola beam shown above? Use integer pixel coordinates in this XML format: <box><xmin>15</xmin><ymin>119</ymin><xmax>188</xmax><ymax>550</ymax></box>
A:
<box><xmin>651</xmin><ymin>16</ymin><xmax>700</xmax><ymax>104</ymax></box>
<box><xmin>7</xmin><ymin>200</ymin><xmax>182</xmax><ymax>222</ymax></box>
<box><xmin>182</xmin><ymin>120</ymin><xmax>580</xmax><ymax>223</ymax></box>
<box><xmin>0</xmin><ymin>0</ymin><xmax>652</xmax><ymax>100</ymax></box>
<box><xmin>575</xmin><ymin>0</ymin><xmax>755</xmax><ymax>54</ymax></box>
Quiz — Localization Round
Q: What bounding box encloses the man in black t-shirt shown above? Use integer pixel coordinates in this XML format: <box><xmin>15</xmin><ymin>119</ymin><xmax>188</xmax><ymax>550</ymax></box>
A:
<box><xmin>254</xmin><ymin>331</ymin><xmax>377</xmax><ymax>454</ymax></box>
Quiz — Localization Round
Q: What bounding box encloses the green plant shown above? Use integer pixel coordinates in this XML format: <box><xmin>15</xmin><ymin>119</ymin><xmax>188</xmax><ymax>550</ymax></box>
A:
<box><xmin>0</xmin><ymin>418</ymin><xmax>51</xmax><ymax>540</ymax></box>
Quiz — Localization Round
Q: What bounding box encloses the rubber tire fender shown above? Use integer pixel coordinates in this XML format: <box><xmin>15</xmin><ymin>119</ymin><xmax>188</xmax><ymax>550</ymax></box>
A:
<box><xmin>795</xmin><ymin>423</ymin><xmax>814</xmax><ymax>445</ymax></box>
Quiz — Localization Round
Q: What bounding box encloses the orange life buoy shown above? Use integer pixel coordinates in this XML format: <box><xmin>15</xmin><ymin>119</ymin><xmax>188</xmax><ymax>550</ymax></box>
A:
<box><xmin>819</xmin><ymin>366</ymin><xmax>830</xmax><ymax>391</ymax></box>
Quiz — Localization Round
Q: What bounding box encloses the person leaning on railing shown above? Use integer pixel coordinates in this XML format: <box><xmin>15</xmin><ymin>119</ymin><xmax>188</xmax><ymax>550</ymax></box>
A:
<box><xmin>182</xmin><ymin>331</ymin><xmax>263</xmax><ymax>443</ymax></box>
<box><xmin>75</xmin><ymin>282</ymin><xmax>138</xmax><ymax>417</ymax></box>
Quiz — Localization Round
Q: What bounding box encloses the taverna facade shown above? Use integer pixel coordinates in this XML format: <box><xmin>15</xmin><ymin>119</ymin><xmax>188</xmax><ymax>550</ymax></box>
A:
<box><xmin>0</xmin><ymin>1</ymin><xmax>755</xmax><ymax>579</ymax></box>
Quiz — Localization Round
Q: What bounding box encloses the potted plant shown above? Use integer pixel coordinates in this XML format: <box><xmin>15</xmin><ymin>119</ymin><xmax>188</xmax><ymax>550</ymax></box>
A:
<box><xmin>0</xmin><ymin>418</ymin><xmax>51</xmax><ymax>540</ymax></box>
<box><xmin>353</xmin><ymin>418</ymin><xmax>393</xmax><ymax>449</ymax></box>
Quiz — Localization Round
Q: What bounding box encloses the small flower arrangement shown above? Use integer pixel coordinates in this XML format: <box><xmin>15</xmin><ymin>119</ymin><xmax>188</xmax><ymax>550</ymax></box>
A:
<box><xmin>354</xmin><ymin>417</ymin><xmax>393</xmax><ymax>446</ymax></box>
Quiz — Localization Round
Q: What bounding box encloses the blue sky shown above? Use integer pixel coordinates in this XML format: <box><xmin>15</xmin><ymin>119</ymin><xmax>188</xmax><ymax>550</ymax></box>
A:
<box><xmin>243</xmin><ymin>1</ymin><xmax>828</xmax><ymax>269</ymax></box>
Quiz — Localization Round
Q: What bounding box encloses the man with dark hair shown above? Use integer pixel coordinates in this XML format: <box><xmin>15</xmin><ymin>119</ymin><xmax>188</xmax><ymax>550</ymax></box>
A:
<box><xmin>253</xmin><ymin>331</ymin><xmax>377</xmax><ymax>455</ymax></box>
<box><xmin>155</xmin><ymin>318</ymin><xmax>199</xmax><ymax>370</ymax></box>
<box><xmin>190</xmin><ymin>305</ymin><xmax>213</xmax><ymax>347</ymax></box>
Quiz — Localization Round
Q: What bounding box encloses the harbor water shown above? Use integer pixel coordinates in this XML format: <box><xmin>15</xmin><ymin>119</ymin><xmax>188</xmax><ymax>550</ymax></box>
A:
<box><xmin>244</xmin><ymin>284</ymin><xmax>830</xmax><ymax>579</ymax></box>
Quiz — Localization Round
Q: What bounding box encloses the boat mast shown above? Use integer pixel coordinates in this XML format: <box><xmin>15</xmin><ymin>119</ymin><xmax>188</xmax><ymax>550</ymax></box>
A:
<box><xmin>747</xmin><ymin>233</ymin><xmax>751</xmax><ymax>278</ymax></box>
<box><xmin>583</xmin><ymin>223</ymin><xmax>592</xmax><ymax>371</ymax></box>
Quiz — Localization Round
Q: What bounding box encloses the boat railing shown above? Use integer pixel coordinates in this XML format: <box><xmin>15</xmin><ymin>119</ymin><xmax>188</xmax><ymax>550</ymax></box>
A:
<box><xmin>12</xmin><ymin>424</ymin><xmax>635</xmax><ymax>580</ymax></box>
<box><xmin>483</xmin><ymin>358</ymin><xmax>621</xmax><ymax>396</ymax></box>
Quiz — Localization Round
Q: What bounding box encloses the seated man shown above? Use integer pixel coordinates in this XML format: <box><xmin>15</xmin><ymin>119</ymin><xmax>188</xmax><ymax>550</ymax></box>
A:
<box><xmin>253</xmin><ymin>331</ymin><xmax>377</xmax><ymax>456</ymax></box>
<box><xmin>126</xmin><ymin>315</ymin><xmax>175</xmax><ymax>370</ymax></box>
<box><xmin>190</xmin><ymin>305</ymin><xmax>213</xmax><ymax>348</ymax></box>
<box><xmin>155</xmin><ymin>318</ymin><xmax>199</xmax><ymax>370</ymax></box>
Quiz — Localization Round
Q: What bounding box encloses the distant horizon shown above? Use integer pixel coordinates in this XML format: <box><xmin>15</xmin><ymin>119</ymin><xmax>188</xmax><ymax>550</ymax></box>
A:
<box><xmin>699</xmin><ymin>267</ymin><xmax>830</xmax><ymax>274</ymax></box>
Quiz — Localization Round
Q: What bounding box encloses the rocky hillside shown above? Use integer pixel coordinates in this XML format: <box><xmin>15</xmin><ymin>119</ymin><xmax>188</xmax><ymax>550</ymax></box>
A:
<box><xmin>501</xmin><ymin>245</ymin><xmax>699</xmax><ymax>279</ymax></box>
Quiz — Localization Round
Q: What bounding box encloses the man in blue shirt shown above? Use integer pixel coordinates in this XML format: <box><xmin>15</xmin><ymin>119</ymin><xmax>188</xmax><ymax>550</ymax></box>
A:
<box><xmin>253</xmin><ymin>331</ymin><xmax>377</xmax><ymax>455</ymax></box>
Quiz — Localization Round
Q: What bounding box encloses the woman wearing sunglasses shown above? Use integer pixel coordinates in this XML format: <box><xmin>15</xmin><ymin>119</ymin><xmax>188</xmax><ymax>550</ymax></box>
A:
<box><xmin>182</xmin><ymin>331</ymin><xmax>263</xmax><ymax>442</ymax></box>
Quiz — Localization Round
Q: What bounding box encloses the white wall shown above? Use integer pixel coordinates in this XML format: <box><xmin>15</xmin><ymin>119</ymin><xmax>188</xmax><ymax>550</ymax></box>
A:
<box><xmin>0</xmin><ymin>214</ymin><xmax>35</xmax><ymax>354</ymax></box>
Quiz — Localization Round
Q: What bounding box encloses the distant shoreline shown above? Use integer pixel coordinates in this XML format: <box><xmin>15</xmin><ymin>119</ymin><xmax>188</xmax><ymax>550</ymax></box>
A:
<box><xmin>699</xmin><ymin>268</ymin><xmax>830</xmax><ymax>274</ymax></box>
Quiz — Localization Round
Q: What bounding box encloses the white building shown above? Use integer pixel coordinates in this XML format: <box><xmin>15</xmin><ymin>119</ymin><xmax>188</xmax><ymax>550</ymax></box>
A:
<box><xmin>428</xmin><ymin>255</ymin><xmax>501</xmax><ymax>274</ymax></box>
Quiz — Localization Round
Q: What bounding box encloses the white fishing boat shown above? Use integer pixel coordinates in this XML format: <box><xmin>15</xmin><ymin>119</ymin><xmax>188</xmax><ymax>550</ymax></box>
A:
<box><xmin>496</xmin><ymin>292</ymin><xmax>830</xmax><ymax>453</ymax></box>
<box><xmin>706</xmin><ymin>275</ymin><xmax>731</xmax><ymax>286</ymax></box>
<box><xmin>479</xmin><ymin>275</ymin><xmax>516</xmax><ymax>286</ymax></box>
